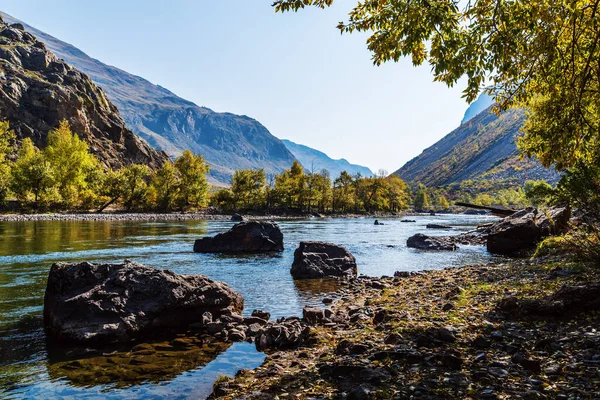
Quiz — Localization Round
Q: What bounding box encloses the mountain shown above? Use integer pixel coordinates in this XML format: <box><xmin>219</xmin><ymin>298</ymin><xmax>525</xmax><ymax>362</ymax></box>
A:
<box><xmin>460</xmin><ymin>93</ymin><xmax>494</xmax><ymax>124</ymax></box>
<box><xmin>0</xmin><ymin>16</ymin><xmax>167</xmax><ymax>169</ymax></box>
<box><xmin>281</xmin><ymin>139</ymin><xmax>373</xmax><ymax>178</ymax></box>
<box><xmin>0</xmin><ymin>12</ymin><xmax>296</xmax><ymax>184</ymax></box>
<box><xmin>394</xmin><ymin>102</ymin><xmax>561</xmax><ymax>187</ymax></box>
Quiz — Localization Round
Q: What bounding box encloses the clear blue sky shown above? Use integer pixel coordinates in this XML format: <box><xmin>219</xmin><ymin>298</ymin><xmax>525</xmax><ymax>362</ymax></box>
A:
<box><xmin>2</xmin><ymin>0</ymin><xmax>471</xmax><ymax>173</ymax></box>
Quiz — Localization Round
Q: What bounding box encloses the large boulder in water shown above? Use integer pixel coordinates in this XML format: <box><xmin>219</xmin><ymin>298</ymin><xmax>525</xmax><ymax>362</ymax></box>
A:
<box><xmin>291</xmin><ymin>241</ymin><xmax>357</xmax><ymax>280</ymax></box>
<box><xmin>407</xmin><ymin>233</ymin><xmax>457</xmax><ymax>251</ymax></box>
<box><xmin>193</xmin><ymin>221</ymin><xmax>283</xmax><ymax>253</ymax></box>
<box><xmin>43</xmin><ymin>260</ymin><xmax>244</xmax><ymax>344</ymax></box>
<box><xmin>487</xmin><ymin>206</ymin><xmax>570</xmax><ymax>255</ymax></box>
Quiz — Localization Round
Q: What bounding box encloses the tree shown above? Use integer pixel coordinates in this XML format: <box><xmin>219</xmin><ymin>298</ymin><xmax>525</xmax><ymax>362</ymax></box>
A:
<box><xmin>524</xmin><ymin>180</ymin><xmax>554</xmax><ymax>207</ymax></box>
<box><xmin>438</xmin><ymin>195</ymin><xmax>450</xmax><ymax>211</ymax></box>
<box><xmin>333</xmin><ymin>171</ymin><xmax>354</xmax><ymax>213</ymax></box>
<box><xmin>386</xmin><ymin>175</ymin><xmax>410</xmax><ymax>212</ymax></box>
<box><xmin>120</xmin><ymin>164</ymin><xmax>151</xmax><ymax>211</ymax></box>
<box><xmin>11</xmin><ymin>138</ymin><xmax>54</xmax><ymax>203</ymax></box>
<box><xmin>174</xmin><ymin>150</ymin><xmax>210</xmax><ymax>210</ymax></box>
<box><xmin>274</xmin><ymin>160</ymin><xmax>306</xmax><ymax>209</ymax></box>
<box><xmin>231</xmin><ymin>169</ymin><xmax>267</xmax><ymax>210</ymax></box>
<box><xmin>0</xmin><ymin>121</ymin><xmax>15</xmax><ymax>202</ymax></box>
<box><xmin>148</xmin><ymin>162</ymin><xmax>179</xmax><ymax>212</ymax></box>
<box><xmin>414</xmin><ymin>185</ymin><xmax>431</xmax><ymax>211</ymax></box>
<box><xmin>274</xmin><ymin>0</ymin><xmax>600</xmax><ymax>170</ymax></box>
<box><xmin>44</xmin><ymin>120</ymin><xmax>100</xmax><ymax>208</ymax></box>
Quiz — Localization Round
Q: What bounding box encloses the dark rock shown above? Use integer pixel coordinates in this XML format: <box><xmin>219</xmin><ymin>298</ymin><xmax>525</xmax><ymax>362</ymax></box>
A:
<box><xmin>43</xmin><ymin>261</ymin><xmax>243</xmax><ymax>344</ymax></box>
<box><xmin>231</xmin><ymin>213</ymin><xmax>244</xmax><ymax>222</ymax></box>
<box><xmin>434</xmin><ymin>327</ymin><xmax>457</xmax><ymax>343</ymax></box>
<box><xmin>473</xmin><ymin>335</ymin><xmax>491</xmax><ymax>349</ymax></box>
<box><xmin>383</xmin><ymin>333</ymin><xmax>403</xmax><ymax>345</ymax></box>
<box><xmin>228</xmin><ymin>329</ymin><xmax>246</xmax><ymax>342</ymax></box>
<box><xmin>251</xmin><ymin>309</ymin><xmax>270</xmax><ymax>321</ymax></box>
<box><xmin>322</xmin><ymin>297</ymin><xmax>334</xmax><ymax>305</ymax></box>
<box><xmin>426</xmin><ymin>224</ymin><xmax>452</xmax><ymax>229</ymax></box>
<box><xmin>407</xmin><ymin>234</ymin><xmax>457</xmax><ymax>251</ymax></box>
<box><xmin>442</xmin><ymin>353</ymin><xmax>463</xmax><ymax>370</ymax></box>
<box><xmin>347</xmin><ymin>384</ymin><xmax>376</xmax><ymax>400</ymax></box>
<box><xmin>303</xmin><ymin>306</ymin><xmax>325</xmax><ymax>325</ymax></box>
<box><xmin>193</xmin><ymin>221</ymin><xmax>283</xmax><ymax>253</ymax></box>
<box><xmin>243</xmin><ymin>316</ymin><xmax>268</xmax><ymax>326</ymax></box>
<box><xmin>394</xmin><ymin>270</ymin><xmax>417</xmax><ymax>278</ymax></box>
<box><xmin>487</xmin><ymin>206</ymin><xmax>570</xmax><ymax>255</ymax></box>
<box><xmin>290</xmin><ymin>241</ymin><xmax>357</xmax><ymax>279</ymax></box>
<box><xmin>255</xmin><ymin>320</ymin><xmax>310</xmax><ymax>351</ymax></box>
<box><xmin>401</xmin><ymin>219</ymin><xmax>416</xmax><ymax>223</ymax></box>
<box><xmin>373</xmin><ymin>308</ymin><xmax>387</xmax><ymax>324</ymax></box>
<box><xmin>512</xmin><ymin>353</ymin><xmax>542</xmax><ymax>373</ymax></box>
<box><xmin>374</xmin><ymin>220</ymin><xmax>383</xmax><ymax>225</ymax></box>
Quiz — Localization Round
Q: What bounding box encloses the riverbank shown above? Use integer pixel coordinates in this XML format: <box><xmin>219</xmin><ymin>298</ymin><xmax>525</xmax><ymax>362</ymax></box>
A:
<box><xmin>0</xmin><ymin>211</ymin><xmax>422</xmax><ymax>222</ymax></box>
<box><xmin>212</xmin><ymin>257</ymin><xmax>600</xmax><ymax>399</ymax></box>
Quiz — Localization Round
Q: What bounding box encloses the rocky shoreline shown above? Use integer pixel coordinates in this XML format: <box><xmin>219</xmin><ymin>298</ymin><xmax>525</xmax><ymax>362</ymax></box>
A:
<box><xmin>211</xmin><ymin>258</ymin><xmax>600</xmax><ymax>399</ymax></box>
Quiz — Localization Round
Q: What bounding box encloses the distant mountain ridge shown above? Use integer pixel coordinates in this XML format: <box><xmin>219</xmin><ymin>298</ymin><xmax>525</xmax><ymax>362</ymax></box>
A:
<box><xmin>394</xmin><ymin>99</ymin><xmax>561</xmax><ymax>187</ymax></box>
<box><xmin>461</xmin><ymin>93</ymin><xmax>493</xmax><ymax>124</ymax></box>
<box><xmin>282</xmin><ymin>139</ymin><xmax>373</xmax><ymax>178</ymax></box>
<box><xmin>0</xmin><ymin>15</ymin><xmax>167</xmax><ymax>169</ymax></box>
<box><xmin>0</xmin><ymin>11</ymin><xmax>296</xmax><ymax>184</ymax></box>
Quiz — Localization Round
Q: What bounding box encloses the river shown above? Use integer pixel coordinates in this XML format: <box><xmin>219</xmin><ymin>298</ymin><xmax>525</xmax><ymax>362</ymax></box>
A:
<box><xmin>0</xmin><ymin>214</ymin><xmax>501</xmax><ymax>399</ymax></box>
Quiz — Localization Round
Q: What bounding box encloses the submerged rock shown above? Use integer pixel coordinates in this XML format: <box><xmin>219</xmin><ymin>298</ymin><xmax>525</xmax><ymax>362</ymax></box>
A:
<box><xmin>43</xmin><ymin>260</ymin><xmax>244</xmax><ymax>344</ymax></box>
<box><xmin>486</xmin><ymin>206</ymin><xmax>570</xmax><ymax>255</ymax></box>
<box><xmin>290</xmin><ymin>241</ymin><xmax>357</xmax><ymax>280</ymax></box>
<box><xmin>426</xmin><ymin>224</ymin><xmax>452</xmax><ymax>229</ymax></box>
<box><xmin>193</xmin><ymin>221</ymin><xmax>283</xmax><ymax>253</ymax></box>
<box><xmin>407</xmin><ymin>233</ymin><xmax>457</xmax><ymax>251</ymax></box>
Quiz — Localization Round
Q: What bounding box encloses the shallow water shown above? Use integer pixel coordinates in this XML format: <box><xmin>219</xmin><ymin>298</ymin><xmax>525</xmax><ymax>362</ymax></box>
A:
<box><xmin>0</xmin><ymin>215</ymin><xmax>501</xmax><ymax>399</ymax></box>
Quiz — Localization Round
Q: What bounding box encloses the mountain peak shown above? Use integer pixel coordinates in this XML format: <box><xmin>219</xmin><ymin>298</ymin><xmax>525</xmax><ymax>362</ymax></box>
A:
<box><xmin>461</xmin><ymin>93</ymin><xmax>494</xmax><ymax>124</ymax></box>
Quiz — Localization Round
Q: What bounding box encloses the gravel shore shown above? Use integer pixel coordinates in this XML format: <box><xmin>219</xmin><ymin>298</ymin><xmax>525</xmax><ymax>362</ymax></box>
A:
<box><xmin>0</xmin><ymin>212</ymin><xmax>412</xmax><ymax>223</ymax></box>
<box><xmin>212</xmin><ymin>258</ymin><xmax>600</xmax><ymax>399</ymax></box>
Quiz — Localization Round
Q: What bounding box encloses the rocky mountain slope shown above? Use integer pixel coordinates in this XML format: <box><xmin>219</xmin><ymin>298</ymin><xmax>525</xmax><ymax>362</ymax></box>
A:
<box><xmin>0</xmin><ymin>16</ymin><xmax>167</xmax><ymax>169</ymax></box>
<box><xmin>0</xmin><ymin>12</ymin><xmax>296</xmax><ymax>184</ymax></box>
<box><xmin>394</xmin><ymin>101</ymin><xmax>561</xmax><ymax>187</ymax></box>
<box><xmin>281</xmin><ymin>139</ymin><xmax>373</xmax><ymax>178</ymax></box>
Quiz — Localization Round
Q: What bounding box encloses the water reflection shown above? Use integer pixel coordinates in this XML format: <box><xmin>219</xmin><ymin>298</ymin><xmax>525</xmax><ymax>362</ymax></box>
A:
<box><xmin>46</xmin><ymin>336</ymin><xmax>232</xmax><ymax>388</ymax></box>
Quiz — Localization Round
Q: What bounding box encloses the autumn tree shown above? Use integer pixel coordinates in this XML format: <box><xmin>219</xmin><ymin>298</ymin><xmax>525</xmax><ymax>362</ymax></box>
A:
<box><xmin>11</xmin><ymin>139</ymin><xmax>54</xmax><ymax>204</ymax></box>
<box><xmin>174</xmin><ymin>150</ymin><xmax>210</xmax><ymax>210</ymax></box>
<box><xmin>231</xmin><ymin>169</ymin><xmax>267</xmax><ymax>210</ymax></box>
<box><xmin>274</xmin><ymin>160</ymin><xmax>306</xmax><ymax>209</ymax></box>
<box><xmin>438</xmin><ymin>195</ymin><xmax>450</xmax><ymax>211</ymax></box>
<box><xmin>119</xmin><ymin>164</ymin><xmax>151</xmax><ymax>211</ymax></box>
<box><xmin>274</xmin><ymin>0</ymin><xmax>600</xmax><ymax>170</ymax></box>
<box><xmin>413</xmin><ymin>185</ymin><xmax>431</xmax><ymax>211</ymax></box>
<box><xmin>332</xmin><ymin>171</ymin><xmax>354</xmax><ymax>213</ymax></box>
<box><xmin>148</xmin><ymin>162</ymin><xmax>179</xmax><ymax>212</ymax></box>
<box><xmin>44</xmin><ymin>120</ymin><xmax>100</xmax><ymax>208</ymax></box>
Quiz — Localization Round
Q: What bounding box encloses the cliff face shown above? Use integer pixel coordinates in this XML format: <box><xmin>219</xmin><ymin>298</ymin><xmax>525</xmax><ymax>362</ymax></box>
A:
<box><xmin>0</xmin><ymin>12</ymin><xmax>296</xmax><ymax>184</ymax></box>
<box><xmin>0</xmin><ymin>17</ymin><xmax>167</xmax><ymax>169</ymax></box>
